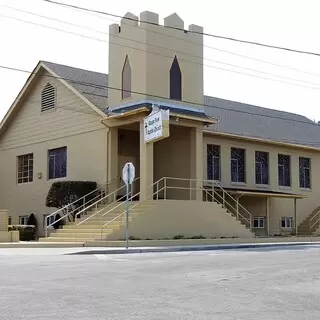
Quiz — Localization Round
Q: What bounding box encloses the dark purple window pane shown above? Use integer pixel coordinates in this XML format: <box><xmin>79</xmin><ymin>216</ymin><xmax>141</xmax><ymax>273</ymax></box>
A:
<box><xmin>299</xmin><ymin>157</ymin><xmax>311</xmax><ymax>188</ymax></box>
<box><xmin>170</xmin><ymin>56</ymin><xmax>182</xmax><ymax>101</ymax></box>
<box><xmin>255</xmin><ymin>151</ymin><xmax>269</xmax><ymax>184</ymax></box>
<box><xmin>231</xmin><ymin>148</ymin><xmax>245</xmax><ymax>183</ymax></box>
<box><xmin>48</xmin><ymin>147</ymin><xmax>67</xmax><ymax>179</ymax></box>
<box><xmin>278</xmin><ymin>154</ymin><xmax>290</xmax><ymax>186</ymax></box>
<box><xmin>207</xmin><ymin>145</ymin><xmax>220</xmax><ymax>180</ymax></box>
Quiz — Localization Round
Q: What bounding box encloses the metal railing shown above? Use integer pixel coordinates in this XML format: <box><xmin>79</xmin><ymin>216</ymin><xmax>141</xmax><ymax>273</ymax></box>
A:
<box><xmin>44</xmin><ymin>176</ymin><xmax>138</xmax><ymax>237</ymax></box>
<box><xmin>90</xmin><ymin>177</ymin><xmax>252</xmax><ymax>240</ymax></box>
<box><xmin>45</xmin><ymin>176</ymin><xmax>253</xmax><ymax>240</ymax></box>
<box><xmin>309</xmin><ymin>206</ymin><xmax>320</xmax><ymax>232</ymax></box>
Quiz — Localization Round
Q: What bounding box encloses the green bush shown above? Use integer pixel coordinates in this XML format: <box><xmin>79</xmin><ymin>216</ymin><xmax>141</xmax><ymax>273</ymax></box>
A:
<box><xmin>172</xmin><ymin>234</ymin><xmax>185</xmax><ymax>240</ymax></box>
<box><xmin>8</xmin><ymin>225</ymin><xmax>36</xmax><ymax>241</ymax></box>
<box><xmin>27</xmin><ymin>213</ymin><xmax>37</xmax><ymax>233</ymax></box>
<box><xmin>45</xmin><ymin>181</ymin><xmax>98</xmax><ymax>222</ymax></box>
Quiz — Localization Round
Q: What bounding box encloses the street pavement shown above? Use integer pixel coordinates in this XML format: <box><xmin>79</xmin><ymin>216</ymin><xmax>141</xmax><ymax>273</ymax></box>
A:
<box><xmin>1</xmin><ymin>245</ymin><xmax>320</xmax><ymax>319</ymax></box>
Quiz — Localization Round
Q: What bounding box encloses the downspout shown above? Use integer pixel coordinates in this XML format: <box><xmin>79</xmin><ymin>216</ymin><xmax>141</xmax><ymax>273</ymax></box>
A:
<box><xmin>101</xmin><ymin>118</ymin><xmax>110</xmax><ymax>191</ymax></box>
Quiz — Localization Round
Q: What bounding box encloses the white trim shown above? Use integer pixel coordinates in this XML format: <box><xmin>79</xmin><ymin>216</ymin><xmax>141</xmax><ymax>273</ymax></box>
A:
<box><xmin>111</xmin><ymin>99</ymin><xmax>206</xmax><ymax>114</ymax></box>
<box><xmin>40</xmin><ymin>63</ymin><xmax>106</xmax><ymax>117</ymax></box>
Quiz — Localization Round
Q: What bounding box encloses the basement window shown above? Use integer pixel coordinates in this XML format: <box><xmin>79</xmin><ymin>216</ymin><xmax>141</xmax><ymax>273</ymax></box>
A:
<box><xmin>281</xmin><ymin>217</ymin><xmax>292</xmax><ymax>229</ymax></box>
<box><xmin>41</xmin><ymin>83</ymin><xmax>56</xmax><ymax>112</ymax></box>
<box><xmin>253</xmin><ymin>217</ymin><xmax>265</xmax><ymax>228</ymax></box>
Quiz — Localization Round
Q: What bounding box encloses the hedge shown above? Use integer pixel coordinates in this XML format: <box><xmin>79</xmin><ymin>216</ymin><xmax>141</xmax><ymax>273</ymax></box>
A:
<box><xmin>46</xmin><ymin>181</ymin><xmax>98</xmax><ymax>209</ymax></box>
<box><xmin>8</xmin><ymin>225</ymin><xmax>36</xmax><ymax>241</ymax></box>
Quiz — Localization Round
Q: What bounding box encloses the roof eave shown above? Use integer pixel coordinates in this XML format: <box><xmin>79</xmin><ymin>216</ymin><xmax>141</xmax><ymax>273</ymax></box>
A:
<box><xmin>204</xmin><ymin>130</ymin><xmax>320</xmax><ymax>152</ymax></box>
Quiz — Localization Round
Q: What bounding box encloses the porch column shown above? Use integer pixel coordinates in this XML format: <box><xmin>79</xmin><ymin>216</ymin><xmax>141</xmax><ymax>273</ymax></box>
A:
<box><xmin>190</xmin><ymin>127</ymin><xmax>203</xmax><ymax>201</ymax></box>
<box><xmin>294</xmin><ymin>198</ymin><xmax>297</xmax><ymax>235</ymax></box>
<box><xmin>107</xmin><ymin>127</ymin><xmax>118</xmax><ymax>202</ymax></box>
<box><xmin>140</xmin><ymin>120</ymin><xmax>154</xmax><ymax>201</ymax></box>
<box><xmin>266</xmin><ymin>197</ymin><xmax>270</xmax><ymax>236</ymax></box>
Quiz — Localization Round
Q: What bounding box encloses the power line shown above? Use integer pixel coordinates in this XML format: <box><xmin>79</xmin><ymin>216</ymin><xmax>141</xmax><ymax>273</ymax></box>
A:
<box><xmin>3</xmin><ymin>13</ymin><xmax>320</xmax><ymax>92</ymax></box>
<box><xmin>4</xmin><ymin>7</ymin><xmax>320</xmax><ymax>88</ymax></box>
<box><xmin>2</xmin><ymin>63</ymin><xmax>319</xmax><ymax>127</ymax></box>
<box><xmin>39</xmin><ymin>0</ymin><xmax>320</xmax><ymax>58</ymax></box>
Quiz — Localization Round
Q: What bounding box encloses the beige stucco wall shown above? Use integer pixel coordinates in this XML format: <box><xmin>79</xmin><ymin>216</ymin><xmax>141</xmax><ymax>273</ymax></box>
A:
<box><xmin>109</xmin><ymin>200</ymin><xmax>253</xmax><ymax>240</ymax></box>
<box><xmin>203</xmin><ymin>134</ymin><xmax>320</xmax><ymax>234</ymax></box>
<box><xmin>0</xmin><ymin>70</ymin><xmax>108</xmax><ymax>235</ymax></box>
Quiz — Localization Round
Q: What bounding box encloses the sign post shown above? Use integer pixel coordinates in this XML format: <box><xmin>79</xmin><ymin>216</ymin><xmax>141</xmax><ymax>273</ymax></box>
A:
<box><xmin>122</xmin><ymin>162</ymin><xmax>135</xmax><ymax>249</ymax></box>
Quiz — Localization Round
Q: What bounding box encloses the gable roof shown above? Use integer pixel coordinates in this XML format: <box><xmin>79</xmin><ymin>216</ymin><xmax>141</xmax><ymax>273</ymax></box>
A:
<box><xmin>204</xmin><ymin>96</ymin><xmax>320</xmax><ymax>148</ymax></box>
<box><xmin>0</xmin><ymin>61</ymin><xmax>107</xmax><ymax>135</ymax></box>
<box><xmin>42</xmin><ymin>61</ymin><xmax>108</xmax><ymax>110</ymax></box>
<box><xmin>2</xmin><ymin>60</ymin><xmax>320</xmax><ymax>149</ymax></box>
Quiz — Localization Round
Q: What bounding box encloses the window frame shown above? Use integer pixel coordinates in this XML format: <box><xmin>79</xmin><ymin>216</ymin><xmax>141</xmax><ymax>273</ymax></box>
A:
<box><xmin>48</xmin><ymin>146</ymin><xmax>67</xmax><ymax>180</ymax></box>
<box><xmin>121</xmin><ymin>55</ymin><xmax>132</xmax><ymax>100</ymax></box>
<box><xmin>19</xmin><ymin>215</ymin><xmax>29</xmax><ymax>225</ymax></box>
<box><xmin>278</xmin><ymin>154</ymin><xmax>291</xmax><ymax>187</ymax></box>
<box><xmin>230</xmin><ymin>147</ymin><xmax>246</xmax><ymax>183</ymax></box>
<box><xmin>281</xmin><ymin>217</ymin><xmax>292</xmax><ymax>229</ymax></box>
<box><xmin>253</xmin><ymin>217</ymin><xmax>265</xmax><ymax>229</ymax></box>
<box><xmin>43</xmin><ymin>214</ymin><xmax>55</xmax><ymax>228</ymax></box>
<box><xmin>255</xmin><ymin>151</ymin><xmax>269</xmax><ymax>185</ymax></box>
<box><xmin>207</xmin><ymin>144</ymin><xmax>221</xmax><ymax>181</ymax></box>
<box><xmin>17</xmin><ymin>153</ymin><xmax>34</xmax><ymax>184</ymax></box>
<box><xmin>170</xmin><ymin>55</ymin><xmax>182</xmax><ymax>101</ymax></box>
<box><xmin>299</xmin><ymin>157</ymin><xmax>311</xmax><ymax>189</ymax></box>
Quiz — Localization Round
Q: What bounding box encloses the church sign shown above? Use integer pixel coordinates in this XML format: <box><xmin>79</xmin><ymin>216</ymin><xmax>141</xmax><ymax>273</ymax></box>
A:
<box><xmin>144</xmin><ymin>109</ymin><xmax>170</xmax><ymax>143</ymax></box>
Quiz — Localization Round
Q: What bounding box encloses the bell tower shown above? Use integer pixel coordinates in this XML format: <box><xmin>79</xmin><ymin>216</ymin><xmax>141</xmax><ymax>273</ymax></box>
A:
<box><xmin>108</xmin><ymin>11</ymin><xmax>204</xmax><ymax>110</ymax></box>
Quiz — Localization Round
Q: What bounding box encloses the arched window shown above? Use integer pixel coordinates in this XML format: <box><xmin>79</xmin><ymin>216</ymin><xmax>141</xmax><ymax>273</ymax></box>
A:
<box><xmin>41</xmin><ymin>83</ymin><xmax>56</xmax><ymax>112</ymax></box>
<box><xmin>170</xmin><ymin>56</ymin><xmax>182</xmax><ymax>100</ymax></box>
<box><xmin>122</xmin><ymin>55</ymin><xmax>131</xmax><ymax>99</ymax></box>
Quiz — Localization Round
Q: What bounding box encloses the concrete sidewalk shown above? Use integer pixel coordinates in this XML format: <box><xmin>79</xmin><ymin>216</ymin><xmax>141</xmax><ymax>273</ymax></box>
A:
<box><xmin>68</xmin><ymin>241</ymin><xmax>320</xmax><ymax>255</ymax></box>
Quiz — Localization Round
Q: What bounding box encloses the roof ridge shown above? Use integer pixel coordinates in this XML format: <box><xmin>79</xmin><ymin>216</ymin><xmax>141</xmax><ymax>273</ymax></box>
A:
<box><xmin>41</xmin><ymin>60</ymin><xmax>108</xmax><ymax>77</ymax></box>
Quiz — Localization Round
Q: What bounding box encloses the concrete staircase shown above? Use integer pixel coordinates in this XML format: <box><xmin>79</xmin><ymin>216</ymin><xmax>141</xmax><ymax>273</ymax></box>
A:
<box><xmin>297</xmin><ymin>206</ymin><xmax>320</xmax><ymax>235</ymax></box>
<box><xmin>40</xmin><ymin>198</ymin><xmax>254</xmax><ymax>243</ymax></box>
<box><xmin>40</xmin><ymin>201</ymin><xmax>152</xmax><ymax>243</ymax></box>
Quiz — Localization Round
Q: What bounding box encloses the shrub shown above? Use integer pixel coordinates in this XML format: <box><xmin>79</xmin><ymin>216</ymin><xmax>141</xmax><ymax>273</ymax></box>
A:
<box><xmin>190</xmin><ymin>235</ymin><xmax>206</xmax><ymax>239</ymax></box>
<box><xmin>45</xmin><ymin>181</ymin><xmax>98</xmax><ymax>222</ymax></box>
<box><xmin>8</xmin><ymin>225</ymin><xmax>36</xmax><ymax>241</ymax></box>
<box><xmin>172</xmin><ymin>234</ymin><xmax>185</xmax><ymax>240</ymax></box>
<box><xmin>27</xmin><ymin>213</ymin><xmax>37</xmax><ymax>232</ymax></box>
<box><xmin>129</xmin><ymin>236</ymin><xmax>141</xmax><ymax>240</ymax></box>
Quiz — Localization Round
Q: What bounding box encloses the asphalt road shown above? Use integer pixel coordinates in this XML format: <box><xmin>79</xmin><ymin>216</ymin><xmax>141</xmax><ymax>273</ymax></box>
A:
<box><xmin>1</xmin><ymin>245</ymin><xmax>320</xmax><ymax>319</ymax></box>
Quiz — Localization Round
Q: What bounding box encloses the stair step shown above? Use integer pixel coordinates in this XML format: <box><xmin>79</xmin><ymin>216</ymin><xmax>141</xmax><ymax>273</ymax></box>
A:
<box><xmin>50</xmin><ymin>232</ymin><xmax>113</xmax><ymax>239</ymax></box>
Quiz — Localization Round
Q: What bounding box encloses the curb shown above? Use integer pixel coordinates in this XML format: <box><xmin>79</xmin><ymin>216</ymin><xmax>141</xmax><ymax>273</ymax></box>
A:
<box><xmin>67</xmin><ymin>241</ymin><xmax>320</xmax><ymax>255</ymax></box>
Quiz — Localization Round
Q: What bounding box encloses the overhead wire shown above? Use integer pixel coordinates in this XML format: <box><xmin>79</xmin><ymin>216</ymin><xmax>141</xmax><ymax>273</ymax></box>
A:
<box><xmin>1</xmin><ymin>63</ymin><xmax>320</xmax><ymax>128</ymax></box>
<box><xmin>9</xmin><ymin>3</ymin><xmax>320</xmax><ymax>80</ymax></box>
<box><xmin>2</xmin><ymin>13</ymin><xmax>320</xmax><ymax>92</ymax></box>
<box><xmin>4</xmin><ymin>6</ymin><xmax>320</xmax><ymax>88</ymax></box>
<box><xmin>38</xmin><ymin>0</ymin><xmax>320</xmax><ymax>58</ymax></box>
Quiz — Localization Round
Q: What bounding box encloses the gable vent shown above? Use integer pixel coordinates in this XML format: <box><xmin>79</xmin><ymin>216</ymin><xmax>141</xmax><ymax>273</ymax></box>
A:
<box><xmin>41</xmin><ymin>83</ymin><xmax>56</xmax><ymax>112</ymax></box>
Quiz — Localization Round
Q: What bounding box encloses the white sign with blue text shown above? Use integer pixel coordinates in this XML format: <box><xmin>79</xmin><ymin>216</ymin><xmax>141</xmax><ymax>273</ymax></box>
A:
<box><xmin>144</xmin><ymin>109</ymin><xmax>170</xmax><ymax>143</ymax></box>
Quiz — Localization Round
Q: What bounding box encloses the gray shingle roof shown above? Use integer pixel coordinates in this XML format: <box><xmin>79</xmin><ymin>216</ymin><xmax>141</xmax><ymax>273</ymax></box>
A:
<box><xmin>204</xmin><ymin>96</ymin><xmax>320</xmax><ymax>148</ymax></box>
<box><xmin>42</xmin><ymin>61</ymin><xmax>108</xmax><ymax>110</ymax></box>
<box><xmin>41</xmin><ymin>61</ymin><xmax>320</xmax><ymax>148</ymax></box>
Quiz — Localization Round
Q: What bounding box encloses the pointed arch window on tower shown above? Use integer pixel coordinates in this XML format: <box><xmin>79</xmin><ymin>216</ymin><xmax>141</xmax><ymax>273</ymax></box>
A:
<box><xmin>122</xmin><ymin>55</ymin><xmax>132</xmax><ymax>100</ymax></box>
<box><xmin>170</xmin><ymin>56</ymin><xmax>182</xmax><ymax>100</ymax></box>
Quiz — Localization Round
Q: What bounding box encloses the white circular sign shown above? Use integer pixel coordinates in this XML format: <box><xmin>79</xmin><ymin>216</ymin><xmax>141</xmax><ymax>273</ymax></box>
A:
<box><xmin>122</xmin><ymin>162</ymin><xmax>135</xmax><ymax>185</ymax></box>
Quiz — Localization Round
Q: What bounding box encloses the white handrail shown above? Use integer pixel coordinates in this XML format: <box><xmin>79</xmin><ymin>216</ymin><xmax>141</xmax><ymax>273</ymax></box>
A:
<box><xmin>44</xmin><ymin>177</ymin><xmax>139</xmax><ymax>237</ymax></box>
<box><xmin>45</xmin><ymin>176</ymin><xmax>253</xmax><ymax>240</ymax></box>
<box><xmin>163</xmin><ymin>176</ymin><xmax>252</xmax><ymax>230</ymax></box>
<box><xmin>310</xmin><ymin>207</ymin><xmax>320</xmax><ymax>231</ymax></box>
<box><xmin>97</xmin><ymin>177</ymin><xmax>252</xmax><ymax>240</ymax></box>
<box><xmin>45</xmin><ymin>176</ymin><xmax>120</xmax><ymax>222</ymax></box>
